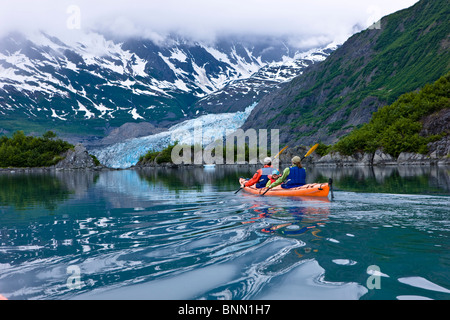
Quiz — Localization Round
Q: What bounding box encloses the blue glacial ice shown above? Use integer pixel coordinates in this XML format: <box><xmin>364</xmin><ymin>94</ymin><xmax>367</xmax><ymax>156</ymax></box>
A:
<box><xmin>91</xmin><ymin>103</ymin><xmax>257</xmax><ymax>168</ymax></box>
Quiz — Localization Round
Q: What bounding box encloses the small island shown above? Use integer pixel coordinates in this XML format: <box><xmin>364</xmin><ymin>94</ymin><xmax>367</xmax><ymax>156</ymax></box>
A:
<box><xmin>0</xmin><ymin>131</ymin><xmax>104</xmax><ymax>171</ymax></box>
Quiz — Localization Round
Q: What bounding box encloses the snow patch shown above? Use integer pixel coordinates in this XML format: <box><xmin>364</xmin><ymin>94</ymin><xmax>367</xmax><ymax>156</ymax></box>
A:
<box><xmin>50</xmin><ymin>108</ymin><xmax>67</xmax><ymax>121</ymax></box>
<box><xmin>158</xmin><ymin>52</ymin><xmax>188</xmax><ymax>78</ymax></box>
<box><xmin>76</xmin><ymin>101</ymin><xmax>95</xmax><ymax>119</ymax></box>
<box><xmin>170</xmin><ymin>48</ymin><xmax>188</xmax><ymax>63</ymax></box>
<box><xmin>129</xmin><ymin>108</ymin><xmax>144</xmax><ymax>120</ymax></box>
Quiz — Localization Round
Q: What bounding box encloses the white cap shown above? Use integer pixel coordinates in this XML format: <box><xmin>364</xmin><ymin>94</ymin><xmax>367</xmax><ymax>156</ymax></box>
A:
<box><xmin>263</xmin><ymin>157</ymin><xmax>272</xmax><ymax>164</ymax></box>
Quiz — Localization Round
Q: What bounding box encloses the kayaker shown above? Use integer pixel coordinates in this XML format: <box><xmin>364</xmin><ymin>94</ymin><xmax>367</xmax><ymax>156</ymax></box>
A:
<box><xmin>266</xmin><ymin>156</ymin><xmax>306</xmax><ymax>189</ymax></box>
<box><xmin>243</xmin><ymin>157</ymin><xmax>273</xmax><ymax>188</ymax></box>
<box><xmin>266</xmin><ymin>169</ymin><xmax>281</xmax><ymax>187</ymax></box>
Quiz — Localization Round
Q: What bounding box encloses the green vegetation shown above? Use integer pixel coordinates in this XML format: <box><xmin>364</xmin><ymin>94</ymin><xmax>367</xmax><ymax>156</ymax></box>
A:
<box><xmin>315</xmin><ymin>142</ymin><xmax>332</xmax><ymax>157</ymax></box>
<box><xmin>268</xmin><ymin>0</ymin><xmax>450</xmax><ymax>138</ymax></box>
<box><xmin>333</xmin><ymin>72</ymin><xmax>449</xmax><ymax>157</ymax></box>
<box><xmin>139</xmin><ymin>142</ymin><xmax>180</xmax><ymax>164</ymax></box>
<box><xmin>327</xmin><ymin>120</ymin><xmax>347</xmax><ymax>134</ymax></box>
<box><xmin>0</xmin><ymin>115</ymin><xmax>110</xmax><ymax>138</ymax></box>
<box><xmin>156</xmin><ymin>142</ymin><xmax>179</xmax><ymax>164</ymax></box>
<box><xmin>0</xmin><ymin>173</ymin><xmax>73</xmax><ymax>210</ymax></box>
<box><xmin>0</xmin><ymin>131</ymin><xmax>74</xmax><ymax>168</ymax></box>
<box><xmin>140</xmin><ymin>149</ymin><xmax>160</xmax><ymax>163</ymax></box>
<box><xmin>90</xmin><ymin>154</ymin><xmax>101</xmax><ymax>166</ymax></box>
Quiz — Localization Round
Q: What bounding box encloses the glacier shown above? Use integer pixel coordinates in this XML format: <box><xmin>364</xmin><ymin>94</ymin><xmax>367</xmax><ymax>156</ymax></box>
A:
<box><xmin>90</xmin><ymin>103</ymin><xmax>257</xmax><ymax>169</ymax></box>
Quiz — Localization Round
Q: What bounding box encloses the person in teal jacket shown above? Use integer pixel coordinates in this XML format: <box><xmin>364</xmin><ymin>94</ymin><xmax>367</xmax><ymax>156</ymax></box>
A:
<box><xmin>266</xmin><ymin>156</ymin><xmax>306</xmax><ymax>189</ymax></box>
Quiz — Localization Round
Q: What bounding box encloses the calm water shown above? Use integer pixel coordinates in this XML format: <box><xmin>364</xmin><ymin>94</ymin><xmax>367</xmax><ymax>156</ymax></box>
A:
<box><xmin>0</xmin><ymin>165</ymin><xmax>449</xmax><ymax>300</ymax></box>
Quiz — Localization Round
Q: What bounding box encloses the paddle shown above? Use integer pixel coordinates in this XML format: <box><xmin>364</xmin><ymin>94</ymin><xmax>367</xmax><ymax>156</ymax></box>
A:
<box><xmin>329</xmin><ymin>178</ymin><xmax>334</xmax><ymax>200</ymax></box>
<box><xmin>234</xmin><ymin>177</ymin><xmax>247</xmax><ymax>194</ymax></box>
<box><xmin>301</xmin><ymin>143</ymin><xmax>319</xmax><ymax>161</ymax></box>
<box><xmin>274</xmin><ymin>145</ymin><xmax>288</xmax><ymax>159</ymax></box>
<box><xmin>261</xmin><ymin>143</ymin><xmax>319</xmax><ymax>196</ymax></box>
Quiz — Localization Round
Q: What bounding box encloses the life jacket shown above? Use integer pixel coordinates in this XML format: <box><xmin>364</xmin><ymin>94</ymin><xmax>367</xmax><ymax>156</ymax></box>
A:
<box><xmin>256</xmin><ymin>167</ymin><xmax>273</xmax><ymax>188</ymax></box>
<box><xmin>281</xmin><ymin>166</ymin><xmax>306</xmax><ymax>189</ymax></box>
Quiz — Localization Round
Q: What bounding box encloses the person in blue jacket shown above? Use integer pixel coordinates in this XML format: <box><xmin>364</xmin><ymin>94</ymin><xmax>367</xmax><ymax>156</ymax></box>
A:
<box><xmin>266</xmin><ymin>156</ymin><xmax>306</xmax><ymax>189</ymax></box>
<box><xmin>243</xmin><ymin>157</ymin><xmax>273</xmax><ymax>188</ymax></box>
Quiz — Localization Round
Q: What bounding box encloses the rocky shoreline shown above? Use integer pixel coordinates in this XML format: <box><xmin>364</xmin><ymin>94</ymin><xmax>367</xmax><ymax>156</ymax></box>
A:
<box><xmin>314</xmin><ymin>149</ymin><xmax>450</xmax><ymax>167</ymax></box>
<box><xmin>131</xmin><ymin>142</ymin><xmax>450</xmax><ymax>169</ymax></box>
<box><xmin>131</xmin><ymin>152</ymin><xmax>450</xmax><ymax>169</ymax></box>
<box><xmin>1</xmin><ymin>142</ymin><xmax>449</xmax><ymax>172</ymax></box>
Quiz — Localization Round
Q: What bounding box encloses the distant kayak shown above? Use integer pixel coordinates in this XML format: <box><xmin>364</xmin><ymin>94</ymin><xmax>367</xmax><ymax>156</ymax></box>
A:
<box><xmin>239</xmin><ymin>178</ymin><xmax>330</xmax><ymax>197</ymax></box>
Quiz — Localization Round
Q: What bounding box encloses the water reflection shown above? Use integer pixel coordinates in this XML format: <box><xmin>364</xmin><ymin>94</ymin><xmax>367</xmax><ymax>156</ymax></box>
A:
<box><xmin>0</xmin><ymin>171</ymin><xmax>98</xmax><ymax>212</ymax></box>
<box><xmin>307</xmin><ymin>166</ymin><xmax>450</xmax><ymax>195</ymax></box>
<box><xmin>0</xmin><ymin>165</ymin><xmax>448</xmax><ymax>300</ymax></box>
<box><xmin>135</xmin><ymin>165</ymin><xmax>256</xmax><ymax>191</ymax></box>
<box><xmin>248</xmin><ymin>198</ymin><xmax>330</xmax><ymax>257</ymax></box>
<box><xmin>0</xmin><ymin>165</ymin><xmax>448</xmax><ymax>213</ymax></box>
<box><xmin>133</xmin><ymin>165</ymin><xmax>450</xmax><ymax>195</ymax></box>
<box><xmin>241</xmin><ymin>198</ymin><xmax>328</xmax><ymax>231</ymax></box>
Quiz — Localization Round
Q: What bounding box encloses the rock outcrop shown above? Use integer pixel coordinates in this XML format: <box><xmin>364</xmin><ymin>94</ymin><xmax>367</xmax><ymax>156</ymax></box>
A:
<box><xmin>55</xmin><ymin>143</ymin><xmax>104</xmax><ymax>170</ymax></box>
<box><xmin>314</xmin><ymin>147</ymin><xmax>450</xmax><ymax>167</ymax></box>
<box><xmin>372</xmin><ymin>149</ymin><xmax>396</xmax><ymax>165</ymax></box>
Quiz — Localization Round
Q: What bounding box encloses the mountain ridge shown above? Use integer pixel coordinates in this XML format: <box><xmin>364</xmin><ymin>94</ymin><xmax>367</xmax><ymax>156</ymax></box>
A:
<box><xmin>242</xmin><ymin>0</ymin><xmax>450</xmax><ymax>146</ymax></box>
<box><xmin>0</xmin><ymin>31</ymin><xmax>335</xmax><ymax>138</ymax></box>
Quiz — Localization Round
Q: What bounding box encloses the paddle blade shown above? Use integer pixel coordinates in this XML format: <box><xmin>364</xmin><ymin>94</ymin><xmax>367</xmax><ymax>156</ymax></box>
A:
<box><xmin>304</xmin><ymin>143</ymin><xmax>319</xmax><ymax>158</ymax></box>
<box><xmin>274</xmin><ymin>145</ymin><xmax>289</xmax><ymax>159</ymax></box>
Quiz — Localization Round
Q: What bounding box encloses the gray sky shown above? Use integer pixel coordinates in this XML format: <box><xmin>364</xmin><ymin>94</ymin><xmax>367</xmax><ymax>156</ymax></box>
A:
<box><xmin>0</xmin><ymin>0</ymin><xmax>419</xmax><ymax>48</ymax></box>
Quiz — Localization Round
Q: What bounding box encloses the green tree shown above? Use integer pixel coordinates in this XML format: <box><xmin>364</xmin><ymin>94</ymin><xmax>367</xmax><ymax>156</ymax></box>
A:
<box><xmin>43</xmin><ymin>131</ymin><xmax>57</xmax><ymax>140</ymax></box>
<box><xmin>333</xmin><ymin>72</ymin><xmax>449</xmax><ymax>157</ymax></box>
<box><xmin>0</xmin><ymin>131</ymin><xmax>74</xmax><ymax>168</ymax></box>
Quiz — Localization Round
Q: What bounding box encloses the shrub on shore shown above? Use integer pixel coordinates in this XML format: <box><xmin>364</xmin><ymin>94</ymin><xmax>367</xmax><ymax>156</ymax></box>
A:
<box><xmin>332</xmin><ymin>72</ymin><xmax>449</xmax><ymax>157</ymax></box>
<box><xmin>0</xmin><ymin>131</ymin><xmax>74</xmax><ymax>168</ymax></box>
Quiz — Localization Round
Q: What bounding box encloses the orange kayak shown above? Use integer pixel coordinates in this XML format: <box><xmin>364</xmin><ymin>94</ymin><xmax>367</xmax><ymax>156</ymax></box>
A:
<box><xmin>239</xmin><ymin>178</ymin><xmax>330</xmax><ymax>197</ymax></box>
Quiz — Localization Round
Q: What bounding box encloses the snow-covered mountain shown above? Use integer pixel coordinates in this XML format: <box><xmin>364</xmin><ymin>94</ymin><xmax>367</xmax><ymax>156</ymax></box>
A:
<box><xmin>0</xmin><ymin>30</ymin><xmax>335</xmax><ymax>136</ymax></box>
<box><xmin>193</xmin><ymin>44</ymin><xmax>337</xmax><ymax>114</ymax></box>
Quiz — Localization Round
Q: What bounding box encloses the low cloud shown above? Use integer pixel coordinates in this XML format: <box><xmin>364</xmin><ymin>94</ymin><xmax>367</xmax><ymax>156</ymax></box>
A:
<box><xmin>0</xmin><ymin>0</ymin><xmax>419</xmax><ymax>48</ymax></box>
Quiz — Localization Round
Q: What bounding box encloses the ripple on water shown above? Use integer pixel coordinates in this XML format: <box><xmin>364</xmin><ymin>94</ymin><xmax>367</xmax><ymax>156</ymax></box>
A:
<box><xmin>1</xmin><ymin>168</ymin><xmax>448</xmax><ymax>300</ymax></box>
